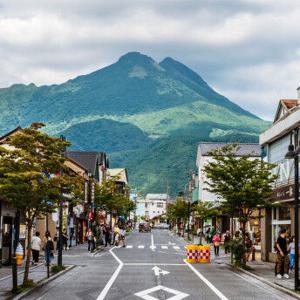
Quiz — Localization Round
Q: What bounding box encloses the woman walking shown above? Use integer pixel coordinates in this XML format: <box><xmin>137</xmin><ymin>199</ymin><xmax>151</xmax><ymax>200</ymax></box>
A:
<box><xmin>212</xmin><ymin>232</ymin><xmax>221</xmax><ymax>256</ymax></box>
<box><xmin>87</xmin><ymin>228</ymin><xmax>95</xmax><ymax>253</ymax></box>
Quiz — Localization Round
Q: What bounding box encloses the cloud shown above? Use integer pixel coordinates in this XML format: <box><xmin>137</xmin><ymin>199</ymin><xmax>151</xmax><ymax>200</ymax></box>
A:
<box><xmin>0</xmin><ymin>0</ymin><xmax>300</xmax><ymax>120</ymax></box>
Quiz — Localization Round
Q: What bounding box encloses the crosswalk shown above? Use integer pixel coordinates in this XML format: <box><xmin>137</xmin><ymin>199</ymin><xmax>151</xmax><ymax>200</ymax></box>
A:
<box><xmin>124</xmin><ymin>245</ymin><xmax>184</xmax><ymax>251</ymax></box>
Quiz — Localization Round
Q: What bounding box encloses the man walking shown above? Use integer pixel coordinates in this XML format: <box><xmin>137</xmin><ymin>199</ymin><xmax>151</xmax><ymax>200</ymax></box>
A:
<box><xmin>31</xmin><ymin>231</ymin><xmax>41</xmax><ymax>265</ymax></box>
<box><xmin>275</xmin><ymin>229</ymin><xmax>289</xmax><ymax>279</ymax></box>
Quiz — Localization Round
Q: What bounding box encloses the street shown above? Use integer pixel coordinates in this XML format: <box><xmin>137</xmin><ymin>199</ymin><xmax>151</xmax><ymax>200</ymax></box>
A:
<box><xmin>22</xmin><ymin>229</ymin><xmax>294</xmax><ymax>300</ymax></box>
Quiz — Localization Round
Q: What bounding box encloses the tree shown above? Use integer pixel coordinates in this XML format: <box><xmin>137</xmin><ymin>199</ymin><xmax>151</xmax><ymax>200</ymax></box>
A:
<box><xmin>194</xmin><ymin>201</ymin><xmax>218</xmax><ymax>244</ymax></box>
<box><xmin>203</xmin><ymin>144</ymin><xmax>277</xmax><ymax>265</ymax></box>
<box><xmin>95</xmin><ymin>178</ymin><xmax>135</xmax><ymax>224</ymax></box>
<box><xmin>0</xmin><ymin>123</ymin><xmax>83</xmax><ymax>286</ymax></box>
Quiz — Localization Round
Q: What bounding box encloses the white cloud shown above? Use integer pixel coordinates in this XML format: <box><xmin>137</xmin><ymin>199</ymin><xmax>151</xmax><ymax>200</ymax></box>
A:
<box><xmin>0</xmin><ymin>0</ymin><xmax>300</xmax><ymax>120</ymax></box>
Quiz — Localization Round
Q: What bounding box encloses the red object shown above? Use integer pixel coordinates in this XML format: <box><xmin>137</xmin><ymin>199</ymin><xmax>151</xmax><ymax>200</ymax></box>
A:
<box><xmin>89</xmin><ymin>212</ymin><xmax>94</xmax><ymax>221</ymax></box>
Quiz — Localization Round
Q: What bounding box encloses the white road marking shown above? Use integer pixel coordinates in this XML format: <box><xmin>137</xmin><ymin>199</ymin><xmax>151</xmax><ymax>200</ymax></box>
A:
<box><xmin>135</xmin><ymin>285</ymin><xmax>189</xmax><ymax>300</ymax></box>
<box><xmin>161</xmin><ymin>245</ymin><xmax>168</xmax><ymax>249</ymax></box>
<box><xmin>97</xmin><ymin>247</ymin><xmax>123</xmax><ymax>300</ymax></box>
<box><xmin>126</xmin><ymin>245</ymin><xmax>133</xmax><ymax>249</ymax></box>
<box><xmin>173</xmin><ymin>246</ymin><xmax>180</xmax><ymax>250</ymax></box>
<box><xmin>184</xmin><ymin>259</ymin><xmax>229</xmax><ymax>300</ymax></box>
<box><xmin>124</xmin><ymin>263</ymin><xmax>186</xmax><ymax>266</ymax></box>
<box><xmin>138</xmin><ymin>245</ymin><xmax>145</xmax><ymax>249</ymax></box>
<box><xmin>152</xmin><ymin>266</ymin><xmax>170</xmax><ymax>276</ymax></box>
<box><xmin>150</xmin><ymin>233</ymin><xmax>156</xmax><ymax>251</ymax></box>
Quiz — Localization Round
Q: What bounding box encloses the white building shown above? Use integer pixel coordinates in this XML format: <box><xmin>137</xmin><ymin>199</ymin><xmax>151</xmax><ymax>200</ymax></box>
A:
<box><xmin>196</xmin><ymin>142</ymin><xmax>261</xmax><ymax>232</ymax></box>
<box><xmin>260</xmin><ymin>90</ymin><xmax>300</xmax><ymax>261</ymax></box>
<box><xmin>145</xmin><ymin>193</ymin><xmax>168</xmax><ymax>220</ymax></box>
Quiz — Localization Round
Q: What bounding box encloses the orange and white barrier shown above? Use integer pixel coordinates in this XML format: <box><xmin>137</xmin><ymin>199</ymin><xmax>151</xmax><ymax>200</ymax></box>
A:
<box><xmin>185</xmin><ymin>244</ymin><xmax>211</xmax><ymax>264</ymax></box>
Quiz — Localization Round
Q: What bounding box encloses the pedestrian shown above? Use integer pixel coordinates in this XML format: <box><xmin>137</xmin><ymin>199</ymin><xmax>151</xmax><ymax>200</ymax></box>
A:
<box><xmin>288</xmin><ymin>236</ymin><xmax>296</xmax><ymax>272</ymax></box>
<box><xmin>104</xmin><ymin>224</ymin><xmax>111</xmax><ymax>247</ymax></box>
<box><xmin>62</xmin><ymin>229</ymin><xmax>69</xmax><ymax>250</ymax></box>
<box><xmin>87</xmin><ymin>228</ymin><xmax>95</xmax><ymax>252</ymax></box>
<box><xmin>245</xmin><ymin>232</ymin><xmax>253</xmax><ymax>261</ymax></box>
<box><xmin>114</xmin><ymin>225</ymin><xmax>120</xmax><ymax>246</ymax></box>
<box><xmin>31</xmin><ymin>231</ymin><xmax>41</xmax><ymax>265</ymax></box>
<box><xmin>224</xmin><ymin>231</ymin><xmax>231</xmax><ymax>254</ymax></box>
<box><xmin>212</xmin><ymin>232</ymin><xmax>221</xmax><ymax>256</ymax></box>
<box><xmin>275</xmin><ymin>228</ymin><xmax>289</xmax><ymax>279</ymax></box>
<box><xmin>43</xmin><ymin>231</ymin><xmax>54</xmax><ymax>265</ymax></box>
<box><xmin>120</xmin><ymin>226</ymin><xmax>126</xmax><ymax>248</ymax></box>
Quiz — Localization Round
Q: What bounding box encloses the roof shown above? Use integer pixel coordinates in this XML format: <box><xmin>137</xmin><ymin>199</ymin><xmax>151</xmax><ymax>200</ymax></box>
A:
<box><xmin>107</xmin><ymin>168</ymin><xmax>128</xmax><ymax>183</ymax></box>
<box><xmin>66</xmin><ymin>151</ymin><xmax>103</xmax><ymax>175</ymax></box>
<box><xmin>0</xmin><ymin>126</ymin><xmax>22</xmax><ymax>143</ymax></box>
<box><xmin>274</xmin><ymin>99</ymin><xmax>299</xmax><ymax>123</ymax></box>
<box><xmin>198</xmin><ymin>142</ymin><xmax>261</xmax><ymax>157</ymax></box>
<box><xmin>145</xmin><ymin>193</ymin><xmax>169</xmax><ymax>201</ymax></box>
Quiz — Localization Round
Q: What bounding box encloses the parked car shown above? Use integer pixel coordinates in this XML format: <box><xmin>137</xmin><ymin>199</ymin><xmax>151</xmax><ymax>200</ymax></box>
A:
<box><xmin>155</xmin><ymin>223</ymin><xmax>169</xmax><ymax>229</ymax></box>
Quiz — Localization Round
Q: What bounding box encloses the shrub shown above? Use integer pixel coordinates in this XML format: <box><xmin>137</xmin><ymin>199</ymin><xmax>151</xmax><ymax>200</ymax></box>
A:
<box><xmin>51</xmin><ymin>265</ymin><xmax>66</xmax><ymax>274</ymax></box>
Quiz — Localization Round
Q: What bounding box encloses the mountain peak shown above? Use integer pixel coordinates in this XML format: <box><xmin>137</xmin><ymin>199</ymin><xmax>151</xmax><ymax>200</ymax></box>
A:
<box><xmin>118</xmin><ymin>52</ymin><xmax>155</xmax><ymax>65</ymax></box>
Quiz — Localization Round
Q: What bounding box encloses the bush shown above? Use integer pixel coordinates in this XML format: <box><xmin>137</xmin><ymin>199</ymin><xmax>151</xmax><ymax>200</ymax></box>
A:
<box><xmin>230</xmin><ymin>239</ymin><xmax>245</xmax><ymax>267</ymax></box>
<box><xmin>51</xmin><ymin>265</ymin><xmax>66</xmax><ymax>274</ymax></box>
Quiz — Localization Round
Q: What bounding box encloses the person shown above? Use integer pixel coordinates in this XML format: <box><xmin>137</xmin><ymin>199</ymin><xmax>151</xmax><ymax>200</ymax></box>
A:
<box><xmin>275</xmin><ymin>229</ymin><xmax>289</xmax><ymax>279</ymax></box>
<box><xmin>103</xmin><ymin>224</ymin><xmax>111</xmax><ymax>247</ymax></box>
<box><xmin>114</xmin><ymin>225</ymin><xmax>120</xmax><ymax>246</ymax></box>
<box><xmin>245</xmin><ymin>232</ymin><xmax>253</xmax><ymax>261</ymax></box>
<box><xmin>205</xmin><ymin>227</ymin><xmax>212</xmax><ymax>243</ymax></box>
<box><xmin>62</xmin><ymin>229</ymin><xmax>69</xmax><ymax>251</ymax></box>
<box><xmin>31</xmin><ymin>231</ymin><xmax>41</xmax><ymax>265</ymax></box>
<box><xmin>224</xmin><ymin>231</ymin><xmax>231</xmax><ymax>254</ymax></box>
<box><xmin>43</xmin><ymin>231</ymin><xmax>54</xmax><ymax>265</ymax></box>
<box><xmin>87</xmin><ymin>228</ymin><xmax>95</xmax><ymax>253</ymax></box>
<box><xmin>288</xmin><ymin>236</ymin><xmax>296</xmax><ymax>272</ymax></box>
<box><xmin>212</xmin><ymin>232</ymin><xmax>221</xmax><ymax>256</ymax></box>
<box><xmin>119</xmin><ymin>226</ymin><xmax>126</xmax><ymax>248</ymax></box>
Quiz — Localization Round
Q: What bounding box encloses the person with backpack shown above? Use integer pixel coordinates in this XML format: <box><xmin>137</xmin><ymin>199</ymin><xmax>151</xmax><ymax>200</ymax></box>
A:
<box><xmin>43</xmin><ymin>231</ymin><xmax>54</xmax><ymax>265</ymax></box>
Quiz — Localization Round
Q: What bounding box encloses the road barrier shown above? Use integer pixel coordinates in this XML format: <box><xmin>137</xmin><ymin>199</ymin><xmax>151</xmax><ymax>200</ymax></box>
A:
<box><xmin>185</xmin><ymin>245</ymin><xmax>211</xmax><ymax>264</ymax></box>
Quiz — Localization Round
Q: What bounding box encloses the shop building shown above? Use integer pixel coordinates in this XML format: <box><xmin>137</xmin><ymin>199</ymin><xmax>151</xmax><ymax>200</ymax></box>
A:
<box><xmin>196</xmin><ymin>142</ymin><xmax>262</xmax><ymax>235</ymax></box>
<box><xmin>260</xmin><ymin>91</ymin><xmax>300</xmax><ymax>262</ymax></box>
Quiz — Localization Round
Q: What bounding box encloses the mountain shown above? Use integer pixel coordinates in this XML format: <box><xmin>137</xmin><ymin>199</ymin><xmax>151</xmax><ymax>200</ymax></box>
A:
<box><xmin>0</xmin><ymin>52</ymin><xmax>270</xmax><ymax>195</ymax></box>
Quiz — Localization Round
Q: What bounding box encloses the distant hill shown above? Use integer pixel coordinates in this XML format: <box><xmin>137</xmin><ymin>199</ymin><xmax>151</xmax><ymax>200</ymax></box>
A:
<box><xmin>0</xmin><ymin>52</ymin><xmax>270</xmax><ymax>195</ymax></box>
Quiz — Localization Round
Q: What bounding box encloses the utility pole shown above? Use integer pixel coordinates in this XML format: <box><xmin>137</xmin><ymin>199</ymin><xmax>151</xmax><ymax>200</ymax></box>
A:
<box><xmin>57</xmin><ymin>134</ymin><xmax>66</xmax><ymax>267</ymax></box>
<box><xmin>46</xmin><ymin>213</ymin><xmax>50</xmax><ymax>278</ymax></box>
<box><xmin>12</xmin><ymin>210</ymin><xmax>20</xmax><ymax>292</ymax></box>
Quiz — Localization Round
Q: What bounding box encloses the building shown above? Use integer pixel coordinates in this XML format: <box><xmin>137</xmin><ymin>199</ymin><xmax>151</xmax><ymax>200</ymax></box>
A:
<box><xmin>260</xmin><ymin>89</ymin><xmax>300</xmax><ymax>262</ymax></box>
<box><xmin>145</xmin><ymin>193</ymin><xmax>168</xmax><ymax>221</ymax></box>
<box><xmin>196</xmin><ymin>142</ymin><xmax>262</xmax><ymax>234</ymax></box>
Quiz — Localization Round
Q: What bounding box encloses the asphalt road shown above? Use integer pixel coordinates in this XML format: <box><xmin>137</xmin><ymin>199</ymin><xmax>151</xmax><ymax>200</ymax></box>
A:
<box><xmin>22</xmin><ymin>229</ymin><xmax>295</xmax><ymax>300</ymax></box>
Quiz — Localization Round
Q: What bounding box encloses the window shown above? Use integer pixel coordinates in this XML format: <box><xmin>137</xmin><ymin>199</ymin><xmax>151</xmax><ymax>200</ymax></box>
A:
<box><xmin>157</xmin><ymin>202</ymin><xmax>163</xmax><ymax>208</ymax></box>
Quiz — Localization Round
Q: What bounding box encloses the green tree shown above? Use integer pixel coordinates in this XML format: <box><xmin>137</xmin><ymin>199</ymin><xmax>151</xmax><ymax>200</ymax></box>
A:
<box><xmin>203</xmin><ymin>144</ymin><xmax>277</xmax><ymax>266</ymax></box>
<box><xmin>0</xmin><ymin>123</ymin><xmax>83</xmax><ymax>286</ymax></box>
<box><xmin>194</xmin><ymin>201</ymin><xmax>218</xmax><ymax>244</ymax></box>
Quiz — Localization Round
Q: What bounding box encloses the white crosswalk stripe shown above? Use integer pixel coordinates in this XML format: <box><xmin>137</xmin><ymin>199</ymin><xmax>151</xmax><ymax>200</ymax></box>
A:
<box><xmin>173</xmin><ymin>246</ymin><xmax>180</xmax><ymax>250</ymax></box>
<box><xmin>126</xmin><ymin>245</ymin><xmax>133</xmax><ymax>249</ymax></box>
<box><xmin>161</xmin><ymin>245</ymin><xmax>168</xmax><ymax>249</ymax></box>
<box><xmin>138</xmin><ymin>245</ymin><xmax>145</xmax><ymax>249</ymax></box>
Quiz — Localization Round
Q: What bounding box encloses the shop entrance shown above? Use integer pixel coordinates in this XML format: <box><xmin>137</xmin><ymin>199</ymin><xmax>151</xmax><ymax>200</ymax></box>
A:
<box><xmin>2</xmin><ymin>216</ymin><xmax>13</xmax><ymax>266</ymax></box>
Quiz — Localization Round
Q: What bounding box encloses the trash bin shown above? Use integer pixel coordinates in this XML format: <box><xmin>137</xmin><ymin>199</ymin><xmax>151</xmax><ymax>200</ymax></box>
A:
<box><xmin>185</xmin><ymin>244</ymin><xmax>198</xmax><ymax>263</ymax></box>
<box><xmin>198</xmin><ymin>245</ymin><xmax>211</xmax><ymax>263</ymax></box>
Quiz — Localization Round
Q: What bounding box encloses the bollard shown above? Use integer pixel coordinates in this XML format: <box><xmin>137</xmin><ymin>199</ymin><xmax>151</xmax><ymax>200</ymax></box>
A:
<box><xmin>185</xmin><ymin>245</ymin><xmax>198</xmax><ymax>263</ymax></box>
<box><xmin>198</xmin><ymin>245</ymin><xmax>211</xmax><ymax>263</ymax></box>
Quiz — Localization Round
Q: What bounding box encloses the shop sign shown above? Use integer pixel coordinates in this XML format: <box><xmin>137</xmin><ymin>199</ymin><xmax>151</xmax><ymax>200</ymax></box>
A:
<box><xmin>275</xmin><ymin>184</ymin><xmax>294</xmax><ymax>201</ymax></box>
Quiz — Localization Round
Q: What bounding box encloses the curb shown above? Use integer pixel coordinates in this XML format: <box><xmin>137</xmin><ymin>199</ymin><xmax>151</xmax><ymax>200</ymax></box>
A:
<box><xmin>226</xmin><ymin>263</ymin><xmax>300</xmax><ymax>300</ymax></box>
<box><xmin>12</xmin><ymin>264</ymin><xmax>76</xmax><ymax>300</ymax></box>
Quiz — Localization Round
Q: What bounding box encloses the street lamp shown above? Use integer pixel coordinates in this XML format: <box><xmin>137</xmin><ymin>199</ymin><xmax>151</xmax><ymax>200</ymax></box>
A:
<box><xmin>285</xmin><ymin>130</ymin><xmax>300</xmax><ymax>290</ymax></box>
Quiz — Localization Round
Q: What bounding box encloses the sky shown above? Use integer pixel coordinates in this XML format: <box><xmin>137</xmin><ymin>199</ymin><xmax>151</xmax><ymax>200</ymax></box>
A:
<box><xmin>1</xmin><ymin>0</ymin><xmax>300</xmax><ymax>120</ymax></box>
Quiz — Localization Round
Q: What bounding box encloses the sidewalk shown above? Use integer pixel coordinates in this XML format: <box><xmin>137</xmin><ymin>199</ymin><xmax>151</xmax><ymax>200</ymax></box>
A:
<box><xmin>0</xmin><ymin>243</ymin><xmax>89</xmax><ymax>299</ymax></box>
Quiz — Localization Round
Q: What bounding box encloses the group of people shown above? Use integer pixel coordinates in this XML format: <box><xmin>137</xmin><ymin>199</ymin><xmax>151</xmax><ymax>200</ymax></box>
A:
<box><xmin>86</xmin><ymin>223</ymin><xmax>127</xmax><ymax>253</ymax></box>
<box><xmin>31</xmin><ymin>231</ymin><xmax>55</xmax><ymax>265</ymax></box>
<box><xmin>275</xmin><ymin>228</ymin><xmax>297</xmax><ymax>279</ymax></box>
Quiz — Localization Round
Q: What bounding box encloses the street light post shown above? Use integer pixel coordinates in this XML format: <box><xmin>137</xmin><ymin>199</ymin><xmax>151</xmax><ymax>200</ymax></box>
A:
<box><xmin>285</xmin><ymin>129</ymin><xmax>300</xmax><ymax>290</ymax></box>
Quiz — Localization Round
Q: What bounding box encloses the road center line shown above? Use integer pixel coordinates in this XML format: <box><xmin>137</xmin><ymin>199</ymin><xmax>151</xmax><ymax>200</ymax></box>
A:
<box><xmin>184</xmin><ymin>259</ymin><xmax>229</xmax><ymax>300</ymax></box>
<box><xmin>97</xmin><ymin>247</ymin><xmax>124</xmax><ymax>300</ymax></box>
